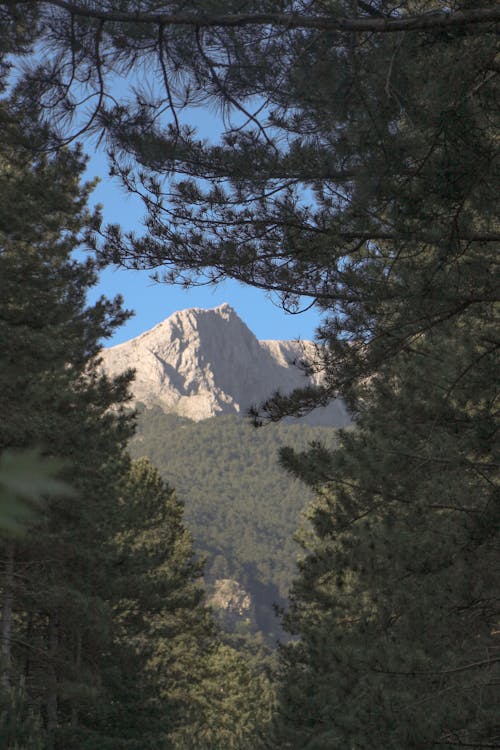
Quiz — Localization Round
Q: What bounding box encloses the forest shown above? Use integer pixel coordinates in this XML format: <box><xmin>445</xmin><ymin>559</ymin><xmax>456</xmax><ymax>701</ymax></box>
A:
<box><xmin>131</xmin><ymin>408</ymin><xmax>340</xmax><ymax>640</ymax></box>
<box><xmin>1</xmin><ymin>2</ymin><xmax>498</xmax><ymax>749</ymax></box>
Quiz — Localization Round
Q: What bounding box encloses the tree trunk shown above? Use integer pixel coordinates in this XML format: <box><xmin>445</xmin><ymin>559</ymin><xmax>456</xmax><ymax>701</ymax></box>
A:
<box><xmin>1</xmin><ymin>540</ymin><xmax>15</xmax><ymax>689</ymax></box>
<box><xmin>46</xmin><ymin>614</ymin><xmax>59</xmax><ymax>734</ymax></box>
<box><xmin>24</xmin><ymin>611</ymin><xmax>33</xmax><ymax>688</ymax></box>
<box><xmin>71</xmin><ymin>629</ymin><xmax>82</xmax><ymax>727</ymax></box>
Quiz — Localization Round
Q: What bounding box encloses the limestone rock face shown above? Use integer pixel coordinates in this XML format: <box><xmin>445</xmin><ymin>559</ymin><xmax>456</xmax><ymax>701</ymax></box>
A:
<box><xmin>101</xmin><ymin>303</ymin><xmax>350</xmax><ymax>426</ymax></box>
<box><xmin>208</xmin><ymin>578</ymin><xmax>253</xmax><ymax>617</ymax></box>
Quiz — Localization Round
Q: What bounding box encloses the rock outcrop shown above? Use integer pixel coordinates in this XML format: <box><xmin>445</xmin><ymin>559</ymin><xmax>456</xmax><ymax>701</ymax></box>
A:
<box><xmin>101</xmin><ymin>303</ymin><xmax>350</xmax><ymax>426</ymax></box>
<box><xmin>208</xmin><ymin>578</ymin><xmax>253</xmax><ymax>617</ymax></box>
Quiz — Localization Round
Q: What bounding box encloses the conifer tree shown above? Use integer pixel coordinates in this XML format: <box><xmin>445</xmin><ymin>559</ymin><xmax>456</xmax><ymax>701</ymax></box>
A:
<box><xmin>98</xmin><ymin>457</ymin><xmax>214</xmax><ymax>748</ymax></box>
<box><xmin>0</xmin><ymin>102</ymin><xmax>135</xmax><ymax>748</ymax></box>
<box><xmin>181</xmin><ymin>641</ymin><xmax>275</xmax><ymax>750</ymax></box>
<box><xmin>107</xmin><ymin>458</ymin><xmax>275</xmax><ymax>750</ymax></box>
<box><xmin>273</xmin><ymin>308</ymin><xmax>499</xmax><ymax>748</ymax></box>
<box><xmin>0</xmin><ymin>101</ymin><xmax>277</xmax><ymax>749</ymax></box>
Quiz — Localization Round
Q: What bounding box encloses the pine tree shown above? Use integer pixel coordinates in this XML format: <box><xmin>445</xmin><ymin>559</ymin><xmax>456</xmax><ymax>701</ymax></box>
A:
<box><xmin>0</xmin><ymin>687</ymin><xmax>45</xmax><ymax>750</ymax></box>
<box><xmin>0</xmin><ymin>101</ymin><xmax>279</xmax><ymax>749</ymax></box>
<box><xmin>0</xmin><ymin>103</ymin><xmax>135</xmax><ymax>748</ymax></box>
<box><xmin>98</xmin><ymin>457</ymin><xmax>214</xmax><ymax>748</ymax></box>
<box><xmin>104</xmin><ymin>457</ymin><xmax>275</xmax><ymax>750</ymax></box>
<box><xmin>273</xmin><ymin>308</ymin><xmax>499</xmax><ymax>748</ymax></box>
<box><xmin>179</xmin><ymin>641</ymin><xmax>275</xmax><ymax>750</ymax></box>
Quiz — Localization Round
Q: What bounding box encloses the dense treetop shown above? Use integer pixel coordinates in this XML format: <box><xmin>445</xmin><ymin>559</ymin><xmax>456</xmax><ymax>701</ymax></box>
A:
<box><xmin>274</xmin><ymin>303</ymin><xmax>499</xmax><ymax>749</ymax></box>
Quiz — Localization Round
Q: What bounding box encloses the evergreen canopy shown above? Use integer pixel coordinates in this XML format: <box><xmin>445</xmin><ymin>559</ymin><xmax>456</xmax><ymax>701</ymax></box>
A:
<box><xmin>274</xmin><ymin>312</ymin><xmax>499</xmax><ymax>748</ymax></box>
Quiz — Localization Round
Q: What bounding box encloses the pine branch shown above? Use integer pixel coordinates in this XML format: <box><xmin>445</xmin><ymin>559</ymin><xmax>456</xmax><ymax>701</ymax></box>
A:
<box><xmin>373</xmin><ymin>657</ymin><xmax>500</xmax><ymax>677</ymax></box>
<box><xmin>22</xmin><ymin>2</ymin><xmax>500</xmax><ymax>34</ymax></box>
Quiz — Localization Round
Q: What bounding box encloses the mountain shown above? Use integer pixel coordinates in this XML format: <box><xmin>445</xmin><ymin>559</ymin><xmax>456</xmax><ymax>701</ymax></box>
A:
<box><xmin>102</xmin><ymin>304</ymin><xmax>349</xmax><ymax>642</ymax></box>
<box><xmin>101</xmin><ymin>303</ymin><xmax>350</xmax><ymax>426</ymax></box>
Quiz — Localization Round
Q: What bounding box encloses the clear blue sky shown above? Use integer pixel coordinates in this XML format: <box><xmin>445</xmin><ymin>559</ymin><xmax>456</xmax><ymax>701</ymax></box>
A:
<box><xmin>82</xmin><ymin>109</ymin><xmax>322</xmax><ymax>347</ymax></box>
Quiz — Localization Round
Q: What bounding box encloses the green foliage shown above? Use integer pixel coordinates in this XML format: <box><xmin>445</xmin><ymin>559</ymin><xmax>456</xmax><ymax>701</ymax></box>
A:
<box><xmin>274</xmin><ymin>313</ymin><xmax>499</xmax><ymax>748</ymax></box>
<box><xmin>0</xmin><ymin>98</ymin><xmax>278</xmax><ymax>750</ymax></box>
<box><xmin>0</xmin><ymin>450</ymin><xmax>71</xmax><ymax>536</ymax></box>
<box><xmin>104</xmin><ymin>457</ymin><xmax>276</xmax><ymax>749</ymax></box>
<box><xmin>101</xmin><ymin>457</ymin><xmax>214</xmax><ymax>748</ymax></box>
<box><xmin>131</xmin><ymin>408</ymin><xmax>338</xmax><ymax>639</ymax></box>
<box><xmin>173</xmin><ymin>642</ymin><xmax>275</xmax><ymax>750</ymax></box>
<box><xmin>0</xmin><ymin>108</ymin><xmax>135</xmax><ymax>748</ymax></box>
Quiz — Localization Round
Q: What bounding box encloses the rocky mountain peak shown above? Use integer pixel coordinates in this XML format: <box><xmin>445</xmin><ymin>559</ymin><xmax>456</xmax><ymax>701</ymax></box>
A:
<box><xmin>101</xmin><ymin>305</ymin><xmax>350</xmax><ymax>426</ymax></box>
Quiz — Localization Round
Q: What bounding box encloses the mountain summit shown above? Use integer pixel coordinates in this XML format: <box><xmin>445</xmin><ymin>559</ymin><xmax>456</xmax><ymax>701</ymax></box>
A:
<box><xmin>101</xmin><ymin>303</ymin><xmax>349</xmax><ymax>425</ymax></box>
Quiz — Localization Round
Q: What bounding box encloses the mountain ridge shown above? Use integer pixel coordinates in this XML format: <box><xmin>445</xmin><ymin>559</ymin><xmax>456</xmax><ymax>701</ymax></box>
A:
<box><xmin>101</xmin><ymin>303</ymin><xmax>350</xmax><ymax>426</ymax></box>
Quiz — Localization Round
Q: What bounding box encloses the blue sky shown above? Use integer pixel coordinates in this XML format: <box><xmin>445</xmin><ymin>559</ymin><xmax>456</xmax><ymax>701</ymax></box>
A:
<box><xmin>82</xmin><ymin>108</ymin><xmax>323</xmax><ymax>347</ymax></box>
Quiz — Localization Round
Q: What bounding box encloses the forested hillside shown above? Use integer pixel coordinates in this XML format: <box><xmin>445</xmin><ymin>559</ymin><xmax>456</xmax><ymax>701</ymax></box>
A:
<box><xmin>131</xmin><ymin>407</ymin><xmax>339</xmax><ymax>639</ymax></box>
